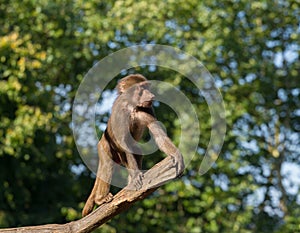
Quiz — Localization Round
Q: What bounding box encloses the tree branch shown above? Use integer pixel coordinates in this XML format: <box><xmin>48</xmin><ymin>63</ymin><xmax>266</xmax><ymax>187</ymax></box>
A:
<box><xmin>1</xmin><ymin>156</ymin><xmax>181</xmax><ymax>233</ymax></box>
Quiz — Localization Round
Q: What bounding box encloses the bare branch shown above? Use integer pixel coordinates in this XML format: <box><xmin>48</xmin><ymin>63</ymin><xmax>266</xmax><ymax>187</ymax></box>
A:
<box><xmin>1</xmin><ymin>156</ymin><xmax>180</xmax><ymax>233</ymax></box>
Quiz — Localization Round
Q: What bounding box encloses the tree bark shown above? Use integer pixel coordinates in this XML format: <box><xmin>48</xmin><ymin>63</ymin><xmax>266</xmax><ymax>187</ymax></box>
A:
<box><xmin>1</xmin><ymin>156</ymin><xmax>180</xmax><ymax>233</ymax></box>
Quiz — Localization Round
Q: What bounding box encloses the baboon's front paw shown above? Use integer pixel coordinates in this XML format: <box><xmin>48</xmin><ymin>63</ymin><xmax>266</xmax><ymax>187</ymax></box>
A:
<box><xmin>128</xmin><ymin>172</ymin><xmax>144</xmax><ymax>190</ymax></box>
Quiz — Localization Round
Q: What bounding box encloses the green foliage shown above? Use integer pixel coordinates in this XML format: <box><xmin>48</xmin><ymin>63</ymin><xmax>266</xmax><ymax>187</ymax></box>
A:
<box><xmin>0</xmin><ymin>0</ymin><xmax>299</xmax><ymax>232</ymax></box>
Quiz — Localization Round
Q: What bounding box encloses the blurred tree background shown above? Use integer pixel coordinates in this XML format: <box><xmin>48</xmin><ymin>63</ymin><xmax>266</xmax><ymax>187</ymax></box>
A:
<box><xmin>0</xmin><ymin>0</ymin><xmax>299</xmax><ymax>232</ymax></box>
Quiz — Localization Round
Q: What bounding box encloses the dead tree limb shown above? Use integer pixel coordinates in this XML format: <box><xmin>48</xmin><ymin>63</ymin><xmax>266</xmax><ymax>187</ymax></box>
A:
<box><xmin>1</xmin><ymin>156</ymin><xmax>181</xmax><ymax>233</ymax></box>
